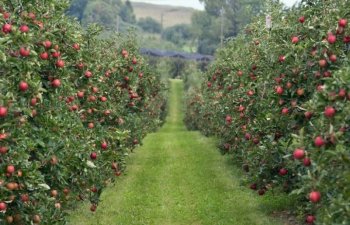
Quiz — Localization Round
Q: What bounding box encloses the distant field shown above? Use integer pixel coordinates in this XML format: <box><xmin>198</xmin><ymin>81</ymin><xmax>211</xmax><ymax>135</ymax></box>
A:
<box><xmin>131</xmin><ymin>2</ymin><xmax>196</xmax><ymax>28</ymax></box>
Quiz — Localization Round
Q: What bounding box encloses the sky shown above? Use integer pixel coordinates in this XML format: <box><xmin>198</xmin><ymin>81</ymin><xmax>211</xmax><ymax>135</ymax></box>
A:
<box><xmin>130</xmin><ymin>0</ymin><xmax>300</xmax><ymax>10</ymax></box>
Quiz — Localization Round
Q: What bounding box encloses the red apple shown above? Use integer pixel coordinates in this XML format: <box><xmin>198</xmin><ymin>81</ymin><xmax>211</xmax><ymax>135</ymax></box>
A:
<box><xmin>309</xmin><ymin>191</ymin><xmax>321</xmax><ymax>203</ymax></box>
<box><xmin>327</xmin><ymin>34</ymin><xmax>336</xmax><ymax>44</ymax></box>
<box><xmin>3</xmin><ymin>12</ymin><xmax>10</xmax><ymax>19</ymax></box>
<box><xmin>0</xmin><ymin>106</ymin><xmax>8</xmax><ymax>117</ymax></box>
<box><xmin>72</xmin><ymin>43</ymin><xmax>80</xmax><ymax>50</ymax></box>
<box><xmin>293</xmin><ymin>148</ymin><xmax>305</xmax><ymax>159</ymax></box>
<box><xmin>20</xmin><ymin>47</ymin><xmax>30</xmax><ymax>57</ymax></box>
<box><xmin>299</xmin><ymin>16</ymin><xmax>305</xmax><ymax>23</ymax></box>
<box><xmin>281</xmin><ymin>108</ymin><xmax>289</xmax><ymax>115</ymax></box>
<box><xmin>77</xmin><ymin>91</ymin><xmax>84</xmax><ymax>98</ymax></box>
<box><xmin>250</xmin><ymin>183</ymin><xmax>257</xmax><ymax>190</ymax></box>
<box><xmin>19</xmin><ymin>25</ymin><xmax>29</xmax><ymax>33</ymax></box>
<box><xmin>296</xmin><ymin>88</ymin><xmax>304</xmax><ymax>96</ymax></box>
<box><xmin>0</xmin><ymin>202</ymin><xmax>7</xmax><ymax>211</ymax></box>
<box><xmin>329</xmin><ymin>54</ymin><xmax>337</xmax><ymax>63</ymax></box>
<box><xmin>319</xmin><ymin>59</ymin><xmax>327</xmax><ymax>68</ymax></box>
<box><xmin>324</xmin><ymin>106</ymin><xmax>335</xmax><ymax>118</ymax></box>
<box><xmin>30</xmin><ymin>98</ymin><xmax>37</xmax><ymax>106</ymax></box>
<box><xmin>276</xmin><ymin>86</ymin><xmax>284</xmax><ymax>95</ymax></box>
<box><xmin>100</xmin><ymin>96</ymin><xmax>107</xmax><ymax>102</ymax></box>
<box><xmin>40</xmin><ymin>52</ymin><xmax>49</xmax><ymax>60</ymax></box>
<box><xmin>51</xmin><ymin>79</ymin><xmax>61</xmax><ymax>88</ymax></box>
<box><xmin>115</xmin><ymin>171</ymin><xmax>122</xmax><ymax>176</ymax></box>
<box><xmin>101</xmin><ymin>142</ymin><xmax>108</xmax><ymax>150</ymax></box>
<box><xmin>279</xmin><ymin>168</ymin><xmax>288</xmax><ymax>176</ymax></box>
<box><xmin>278</xmin><ymin>55</ymin><xmax>285</xmax><ymax>62</ymax></box>
<box><xmin>2</xmin><ymin>23</ymin><xmax>12</xmax><ymax>33</ymax></box>
<box><xmin>90</xmin><ymin>152</ymin><xmax>97</xmax><ymax>160</ymax></box>
<box><xmin>344</xmin><ymin>36</ymin><xmax>350</xmax><ymax>43</ymax></box>
<box><xmin>91</xmin><ymin>186</ymin><xmax>98</xmax><ymax>193</ymax></box>
<box><xmin>314</xmin><ymin>136</ymin><xmax>325</xmax><ymax>147</ymax></box>
<box><xmin>338</xmin><ymin>18</ymin><xmax>347</xmax><ymax>27</ymax></box>
<box><xmin>0</xmin><ymin>146</ymin><xmax>8</xmax><ymax>154</ymax></box>
<box><xmin>306</xmin><ymin>215</ymin><xmax>316</xmax><ymax>224</ymax></box>
<box><xmin>258</xmin><ymin>189</ymin><xmax>265</xmax><ymax>195</ymax></box>
<box><xmin>89</xmin><ymin>96</ymin><xmax>96</xmax><ymax>102</ymax></box>
<box><xmin>88</xmin><ymin>122</ymin><xmax>94</xmax><ymax>129</ymax></box>
<box><xmin>56</xmin><ymin>60</ymin><xmax>65</xmax><ymax>68</ymax></box>
<box><xmin>6</xmin><ymin>165</ymin><xmax>15</xmax><ymax>174</ymax></box>
<box><xmin>292</xmin><ymin>36</ymin><xmax>299</xmax><ymax>44</ymax></box>
<box><xmin>85</xmin><ymin>70</ymin><xmax>92</xmax><ymax>78</ymax></box>
<box><xmin>121</xmin><ymin>49</ymin><xmax>128</xmax><ymax>56</ymax></box>
<box><xmin>28</xmin><ymin>12</ymin><xmax>36</xmax><ymax>20</ymax></box>
<box><xmin>104</xmin><ymin>110</ymin><xmax>111</xmax><ymax>116</ymax></box>
<box><xmin>89</xmin><ymin>204</ymin><xmax>97</xmax><ymax>212</ymax></box>
<box><xmin>21</xmin><ymin>194</ymin><xmax>29</xmax><ymax>202</ymax></box>
<box><xmin>43</xmin><ymin>40</ymin><xmax>52</xmax><ymax>49</ymax></box>
<box><xmin>303</xmin><ymin>158</ymin><xmax>311</xmax><ymax>167</ymax></box>
<box><xmin>51</xmin><ymin>51</ymin><xmax>61</xmax><ymax>58</ymax></box>
<box><xmin>225</xmin><ymin>115</ymin><xmax>232</xmax><ymax>125</ymax></box>
<box><xmin>19</xmin><ymin>81</ymin><xmax>29</xmax><ymax>92</ymax></box>
<box><xmin>304</xmin><ymin>111</ymin><xmax>313</xmax><ymax>120</ymax></box>
<box><xmin>338</xmin><ymin>89</ymin><xmax>346</xmax><ymax>98</ymax></box>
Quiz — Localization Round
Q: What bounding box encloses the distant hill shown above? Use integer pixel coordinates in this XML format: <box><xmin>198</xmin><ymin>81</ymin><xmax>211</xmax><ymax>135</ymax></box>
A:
<box><xmin>131</xmin><ymin>2</ymin><xmax>196</xmax><ymax>28</ymax></box>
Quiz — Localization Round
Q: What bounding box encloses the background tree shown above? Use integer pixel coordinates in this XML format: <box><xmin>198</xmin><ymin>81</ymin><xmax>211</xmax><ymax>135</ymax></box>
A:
<box><xmin>162</xmin><ymin>24</ymin><xmax>193</xmax><ymax>46</ymax></box>
<box><xmin>137</xmin><ymin>17</ymin><xmax>162</xmax><ymax>33</ymax></box>
<box><xmin>67</xmin><ymin>0</ymin><xmax>136</xmax><ymax>30</ymax></box>
<box><xmin>67</xmin><ymin>0</ymin><xmax>89</xmax><ymax>21</ymax></box>
<box><xmin>193</xmin><ymin>0</ymin><xmax>264</xmax><ymax>54</ymax></box>
<box><xmin>120</xmin><ymin>0</ymin><xmax>137</xmax><ymax>24</ymax></box>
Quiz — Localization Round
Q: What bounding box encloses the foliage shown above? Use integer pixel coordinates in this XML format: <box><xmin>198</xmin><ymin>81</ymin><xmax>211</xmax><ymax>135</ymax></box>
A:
<box><xmin>0</xmin><ymin>1</ymin><xmax>166</xmax><ymax>224</ymax></box>
<box><xmin>119</xmin><ymin>0</ymin><xmax>136</xmax><ymax>24</ymax></box>
<box><xmin>186</xmin><ymin>0</ymin><xmax>350</xmax><ymax>224</ymax></box>
<box><xmin>67</xmin><ymin>0</ymin><xmax>136</xmax><ymax>30</ymax></box>
<box><xmin>192</xmin><ymin>0</ymin><xmax>264</xmax><ymax>55</ymax></box>
<box><xmin>66</xmin><ymin>0</ymin><xmax>88</xmax><ymax>21</ymax></box>
<box><xmin>162</xmin><ymin>24</ymin><xmax>193</xmax><ymax>47</ymax></box>
<box><xmin>137</xmin><ymin>17</ymin><xmax>162</xmax><ymax>34</ymax></box>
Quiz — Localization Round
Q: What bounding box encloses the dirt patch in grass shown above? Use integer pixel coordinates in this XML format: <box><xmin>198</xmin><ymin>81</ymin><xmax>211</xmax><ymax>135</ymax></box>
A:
<box><xmin>271</xmin><ymin>210</ymin><xmax>301</xmax><ymax>225</ymax></box>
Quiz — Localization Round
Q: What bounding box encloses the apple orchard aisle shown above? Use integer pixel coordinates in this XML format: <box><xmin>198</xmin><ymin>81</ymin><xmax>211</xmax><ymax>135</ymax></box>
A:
<box><xmin>68</xmin><ymin>80</ymin><xmax>283</xmax><ymax>225</ymax></box>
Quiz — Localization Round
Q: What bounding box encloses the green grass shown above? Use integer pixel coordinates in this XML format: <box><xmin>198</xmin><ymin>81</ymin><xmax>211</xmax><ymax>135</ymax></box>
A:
<box><xmin>68</xmin><ymin>80</ymin><xmax>287</xmax><ymax>225</ymax></box>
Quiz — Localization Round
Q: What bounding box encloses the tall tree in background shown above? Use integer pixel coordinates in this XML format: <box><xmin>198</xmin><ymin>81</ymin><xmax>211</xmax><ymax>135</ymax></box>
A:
<box><xmin>191</xmin><ymin>11</ymin><xmax>220</xmax><ymax>55</ymax></box>
<box><xmin>67</xmin><ymin>0</ymin><xmax>88</xmax><ymax>21</ymax></box>
<box><xmin>194</xmin><ymin>0</ymin><xmax>264</xmax><ymax>54</ymax></box>
<box><xmin>138</xmin><ymin>17</ymin><xmax>162</xmax><ymax>33</ymax></box>
<box><xmin>120</xmin><ymin>0</ymin><xmax>136</xmax><ymax>24</ymax></box>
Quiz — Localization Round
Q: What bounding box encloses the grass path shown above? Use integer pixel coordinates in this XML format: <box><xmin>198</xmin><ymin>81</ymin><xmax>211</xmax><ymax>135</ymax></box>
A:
<box><xmin>68</xmin><ymin>80</ymin><xmax>284</xmax><ymax>225</ymax></box>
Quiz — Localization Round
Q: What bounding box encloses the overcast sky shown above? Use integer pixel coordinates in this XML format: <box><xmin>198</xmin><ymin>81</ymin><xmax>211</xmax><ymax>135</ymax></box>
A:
<box><xmin>130</xmin><ymin>0</ymin><xmax>300</xmax><ymax>10</ymax></box>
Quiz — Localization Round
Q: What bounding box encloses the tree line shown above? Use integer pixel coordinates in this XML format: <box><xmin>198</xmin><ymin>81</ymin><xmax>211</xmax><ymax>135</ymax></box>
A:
<box><xmin>67</xmin><ymin>0</ymin><xmax>265</xmax><ymax>55</ymax></box>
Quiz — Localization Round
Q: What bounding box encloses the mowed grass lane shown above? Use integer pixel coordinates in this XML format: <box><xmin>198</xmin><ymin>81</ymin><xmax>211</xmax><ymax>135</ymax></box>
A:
<box><xmin>68</xmin><ymin>79</ymin><xmax>284</xmax><ymax>225</ymax></box>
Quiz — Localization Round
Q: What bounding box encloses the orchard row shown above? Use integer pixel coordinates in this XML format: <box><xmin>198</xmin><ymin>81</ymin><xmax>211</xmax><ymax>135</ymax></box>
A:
<box><xmin>186</xmin><ymin>1</ymin><xmax>349</xmax><ymax>224</ymax></box>
<box><xmin>0</xmin><ymin>1</ymin><xmax>166</xmax><ymax>224</ymax></box>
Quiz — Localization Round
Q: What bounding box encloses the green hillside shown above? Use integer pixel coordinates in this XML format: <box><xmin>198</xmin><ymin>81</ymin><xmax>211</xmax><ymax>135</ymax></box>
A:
<box><xmin>131</xmin><ymin>2</ymin><xmax>196</xmax><ymax>28</ymax></box>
